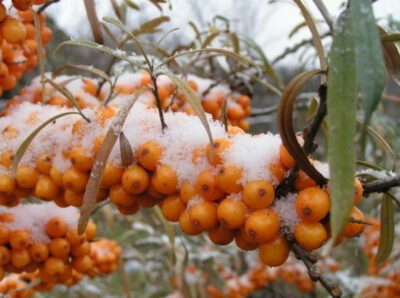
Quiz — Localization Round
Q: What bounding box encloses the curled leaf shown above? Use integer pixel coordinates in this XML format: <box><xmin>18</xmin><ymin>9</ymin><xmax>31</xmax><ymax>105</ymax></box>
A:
<box><xmin>376</xmin><ymin>193</ymin><xmax>394</xmax><ymax>268</ymax></box>
<box><xmin>119</xmin><ymin>131</ymin><xmax>134</xmax><ymax>166</ymax></box>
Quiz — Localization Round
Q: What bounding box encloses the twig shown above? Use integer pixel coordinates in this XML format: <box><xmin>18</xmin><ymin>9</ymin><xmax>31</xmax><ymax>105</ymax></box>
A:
<box><xmin>282</xmin><ymin>228</ymin><xmax>342</xmax><ymax>298</ymax></box>
<box><xmin>363</xmin><ymin>175</ymin><xmax>400</xmax><ymax>195</ymax></box>
<box><xmin>312</xmin><ymin>0</ymin><xmax>334</xmax><ymax>32</ymax></box>
<box><xmin>151</xmin><ymin>75</ymin><xmax>168</xmax><ymax>131</ymax></box>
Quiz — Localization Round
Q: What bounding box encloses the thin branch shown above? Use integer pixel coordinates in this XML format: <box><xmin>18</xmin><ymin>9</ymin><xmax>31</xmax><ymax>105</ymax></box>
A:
<box><xmin>363</xmin><ymin>175</ymin><xmax>400</xmax><ymax>195</ymax></box>
<box><xmin>312</xmin><ymin>0</ymin><xmax>334</xmax><ymax>32</ymax></box>
<box><xmin>83</xmin><ymin>0</ymin><xmax>104</xmax><ymax>44</ymax></box>
<box><xmin>151</xmin><ymin>76</ymin><xmax>168</xmax><ymax>131</ymax></box>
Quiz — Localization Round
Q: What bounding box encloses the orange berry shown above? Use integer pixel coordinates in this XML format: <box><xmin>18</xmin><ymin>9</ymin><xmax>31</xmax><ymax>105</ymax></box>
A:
<box><xmin>294</xmin><ymin>222</ymin><xmax>328</xmax><ymax>251</ymax></box>
<box><xmin>235</xmin><ymin>228</ymin><xmax>258</xmax><ymax>251</ymax></box>
<box><xmin>136</xmin><ymin>140</ymin><xmax>163</xmax><ymax>171</ymax></box>
<box><xmin>41</xmin><ymin>26</ymin><xmax>52</xmax><ymax>44</ymax></box>
<box><xmin>64</xmin><ymin>189</ymin><xmax>84</xmax><ymax>207</ymax></box>
<box><xmin>258</xmin><ymin>235</ymin><xmax>290</xmax><ymax>267</ymax></box>
<box><xmin>0</xmin><ymin>174</ymin><xmax>15</xmax><ymax>195</ymax></box>
<box><xmin>43</xmin><ymin>257</ymin><xmax>65</xmax><ymax>277</ymax></box>
<box><xmin>11</xmin><ymin>249</ymin><xmax>31</xmax><ymax>268</ymax></box>
<box><xmin>0</xmin><ymin>226</ymin><xmax>10</xmax><ymax>245</ymax></box>
<box><xmin>66</xmin><ymin>229</ymin><xmax>86</xmax><ymax>247</ymax></box>
<box><xmin>121</xmin><ymin>166</ymin><xmax>150</xmax><ymax>194</ymax></box>
<box><xmin>36</xmin><ymin>152</ymin><xmax>53</xmax><ymax>175</ymax></box>
<box><xmin>294</xmin><ymin>169</ymin><xmax>317</xmax><ymax>191</ymax></box>
<box><xmin>189</xmin><ymin>201</ymin><xmax>218</xmax><ymax>231</ymax></box>
<box><xmin>70</xmin><ymin>146</ymin><xmax>94</xmax><ymax>172</ymax></box>
<box><xmin>85</xmin><ymin>221</ymin><xmax>97</xmax><ymax>240</ymax></box>
<box><xmin>295</xmin><ymin>187</ymin><xmax>330</xmax><ymax>223</ymax></box>
<box><xmin>0</xmin><ymin>3</ymin><xmax>6</xmax><ymax>22</ymax></box>
<box><xmin>109</xmin><ymin>184</ymin><xmax>137</xmax><ymax>207</ymax></box>
<box><xmin>49</xmin><ymin>238</ymin><xmax>71</xmax><ymax>258</ymax></box>
<box><xmin>117</xmin><ymin>203</ymin><xmax>140</xmax><ymax>215</ymax></box>
<box><xmin>101</xmin><ymin>162</ymin><xmax>124</xmax><ymax>187</ymax></box>
<box><xmin>72</xmin><ymin>255</ymin><xmax>93</xmax><ymax>273</ymax></box>
<box><xmin>15</xmin><ymin>165</ymin><xmax>39</xmax><ymax>189</ymax></box>
<box><xmin>83</xmin><ymin>78</ymin><xmax>97</xmax><ymax>95</ymax></box>
<box><xmin>353</xmin><ymin>179</ymin><xmax>363</xmax><ymax>205</ymax></box>
<box><xmin>179</xmin><ymin>210</ymin><xmax>201</xmax><ymax>236</ymax></box>
<box><xmin>71</xmin><ymin>241</ymin><xmax>91</xmax><ymax>257</ymax></box>
<box><xmin>227</xmin><ymin>125</ymin><xmax>245</xmax><ymax>136</ymax></box>
<box><xmin>208</xmin><ymin>224</ymin><xmax>235</xmax><ymax>245</ymax></box>
<box><xmin>45</xmin><ymin>217</ymin><xmax>67</xmax><ymax>238</ymax></box>
<box><xmin>179</xmin><ymin>180</ymin><xmax>197</xmax><ymax>204</ymax></box>
<box><xmin>217</xmin><ymin>197</ymin><xmax>247</xmax><ymax>229</ymax></box>
<box><xmin>0</xmin><ymin>150</ymin><xmax>14</xmax><ymax>169</ymax></box>
<box><xmin>62</xmin><ymin>167</ymin><xmax>89</xmax><ymax>193</ymax></box>
<box><xmin>2</xmin><ymin>18</ymin><xmax>27</xmax><ymax>43</ymax></box>
<box><xmin>49</xmin><ymin>167</ymin><xmax>64</xmax><ymax>187</ymax></box>
<box><xmin>29</xmin><ymin>242</ymin><xmax>49</xmax><ymax>262</ymax></box>
<box><xmin>135</xmin><ymin>193</ymin><xmax>158</xmax><ymax>208</ymax></box>
<box><xmin>244</xmin><ymin>209</ymin><xmax>280</xmax><ymax>243</ymax></box>
<box><xmin>160</xmin><ymin>195</ymin><xmax>186</xmax><ymax>222</ymax></box>
<box><xmin>9</xmin><ymin>230</ymin><xmax>31</xmax><ymax>250</ymax></box>
<box><xmin>0</xmin><ymin>246</ymin><xmax>10</xmax><ymax>266</ymax></box>
<box><xmin>227</xmin><ymin>105</ymin><xmax>245</xmax><ymax>122</ymax></box>
<box><xmin>279</xmin><ymin>143</ymin><xmax>295</xmax><ymax>169</ymax></box>
<box><xmin>35</xmin><ymin>175</ymin><xmax>60</xmax><ymax>201</ymax></box>
<box><xmin>242</xmin><ymin>180</ymin><xmax>275</xmax><ymax>210</ymax></box>
<box><xmin>268</xmin><ymin>161</ymin><xmax>286</xmax><ymax>185</ymax></box>
<box><xmin>195</xmin><ymin>169</ymin><xmax>225</xmax><ymax>201</ymax></box>
<box><xmin>151</xmin><ymin>165</ymin><xmax>178</xmax><ymax>195</ymax></box>
<box><xmin>342</xmin><ymin>207</ymin><xmax>365</xmax><ymax>238</ymax></box>
<box><xmin>216</xmin><ymin>166</ymin><xmax>243</xmax><ymax>194</ymax></box>
<box><xmin>206</xmin><ymin>138</ymin><xmax>232</xmax><ymax>166</ymax></box>
<box><xmin>12</xmin><ymin>0</ymin><xmax>33</xmax><ymax>10</ymax></box>
<box><xmin>1</xmin><ymin>74</ymin><xmax>17</xmax><ymax>91</ymax></box>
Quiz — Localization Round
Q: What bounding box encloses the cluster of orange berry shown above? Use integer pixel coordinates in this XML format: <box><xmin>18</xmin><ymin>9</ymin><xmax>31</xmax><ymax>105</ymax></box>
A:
<box><xmin>0</xmin><ymin>203</ymin><xmax>121</xmax><ymax>296</ymax></box>
<box><xmin>205</xmin><ymin>256</ymin><xmax>340</xmax><ymax>298</ymax></box>
<box><xmin>4</xmin><ymin>72</ymin><xmax>251</xmax><ymax>130</ymax></box>
<box><xmin>0</xmin><ymin>97</ymin><xmax>367</xmax><ymax>271</ymax></box>
<box><xmin>0</xmin><ymin>2</ymin><xmax>52</xmax><ymax>96</ymax></box>
<box><xmin>357</xmin><ymin>219</ymin><xmax>400</xmax><ymax>298</ymax></box>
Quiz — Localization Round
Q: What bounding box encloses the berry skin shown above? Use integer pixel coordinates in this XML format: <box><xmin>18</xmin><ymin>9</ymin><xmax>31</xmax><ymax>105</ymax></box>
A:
<box><xmin>29</xmin><ymin>242</ymin><xmax>49</xmax><ymax>262</ymax></box>
<box><xmin>46</xmin><ymin>217</ymin><xmax>67</xmax><ymax>238</ymax></box>
<box><xmin>279</xmin><ymin>143</ymin><xmax>295</xmax><ymax>169</ymax></box>
<box><xmin>259</xmin><ymin>235</ymin><xmax>290</xmax><ymax>267</ymax></box>
<box><xmin>353</xmin><ymin>179</ymin><xmax>363</xmax><ymax>205</ymax></box>
<box><xmin>244</xmin><ymin>209</ymin><xmax>280</xmax><ymax>243</ymax></box>
<box><xmin>243</xmin><ymin>180</ymin><xmax>275</xmax><ymax>210</ymax></box>
<box><xmin>195</xmin><ymin>169</ymin><xmax>225</xmax><ymax>201</ymax></box>
<box><xmin>208</xmin><ymin>224</ymin><xmax>235</xmax><ymax>245</ymax></box>
<box><xmin>342</xmin><ymin>207</ymin><xmax>365</xmax><ymax>238</ymax></box>
<box><xmin>2</xmin><ymin>18</ymin><xmax>27</xmax><ymax>44</ymax></box>
<box><xmin>217</xmin><ymin>197</ymin><xmax>248</xmax><ymax>229</ymax></box>
<box><xmin>160</xmin><ymin>195</ymin><xmax>186</xmax><ymax>222</ymax></box>
<box><xmin>235</xmin><ymin>228</ymin><xmax>258</xmax><ymax>251</ymax></box>
<box><xmin>136</xmin><ymin>140</ymin><xmax>163</xmax><ymax>171</ymax></box>
<box><xmin>294</xmin><ymin>222</ymin><xmax>328</xmax><ymax>251</ymax></box>
<box><xmin>179</xmin><ymin>210</ymin><xmax>201</xmax><ymax>236</ymax></box>
<box><xmin>216</xmin><ymin>165</ymin><xmax>243</xmax><ymax>194</ymax></box>
<box><xmin>121</xmin><ymin>166</ymin><xmax>150</xmax><ymax>194</ymax></box>
<box><xmin>151</xmin><ymin>165</ymin><xmax>178</xmax><ymax>195</ymax></box>
<box><xmin>295</xmin><ymin>187</ymin><xmax>330</xmax><ymax>223</ymax></box>
<box><xmin>9</xmin><ymin>230</ymin><xmax>31</xmax><ymax>250</ymax></box>
<box><xmin>15</xmin><ymin>165</ymin><xmax>39</xmax><ymax>189</ymax></box>
<box><xmin>189</xmin><ymin>201</ymin><xmax>218</xmax><ymax>231</ymax></box>
<box><xmin>62</xmin><ymin>167</ymin><xmax>89</xmax><ymax>193</ymax></box>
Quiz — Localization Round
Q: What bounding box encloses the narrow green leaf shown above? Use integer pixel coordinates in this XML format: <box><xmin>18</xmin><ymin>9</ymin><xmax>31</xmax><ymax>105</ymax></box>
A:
<box><xmin>43</xmin><ymin>78</ymin><xmax>90</xmax><ymax>123</ymax></box>
<box><xmin>12</xmin><ymin>112</ymin><xmax>81</xmax><ymax>176</ymax></box>
<box><xmin>349</xmin><ymin>0</ymin><xmax>385</xmax><ymax>124</ymax></box>
<box><xmin>242</xmin><ymin>37</ymin><xmax>283</xmax><ymax>87</ymax></box>
<box><xmin>306</xmin><ymin>97</ymin><xmax>319</xmax><ymax>120</ymax></box>
<box><xmin>132</xmin><ymin>16</ymin><xmax>170</xmax><ymax>36</ymax></box>
<box><xmin>54</xmin><ymin>40</ymin><xmax>145</xmax><ymax>70</ymax></box>
<box><xmin>201</xmin><ymin>31</ymin><xmax>220</xmax><ymax>49</ymax></box>
<box><xmin>229</xmin><ymin>32</ymin><xmax>240</xmax><ymax>53</ymax></box>
<box><xmin>153</xmin><ymin>206</ymin><xmax>175</xmax><ymax>263</ymax></box>
<box><xmin>158</xmin><ymin>48</ymin><xmax>250</xmax><ymax>69</ymax></box>
<box><xmin>326</xmin><ymin>10</ymin><xmax>357</xmax><ymax>247</ymax></box>
<box><xmin>78</xmin><ymin>88</ymin><xmax>148</xmax><ymax>234</ymax></box>
<box><xmin>53</xmin><ymin>64</ymin><xmax>111</xmax><ymax>84</ymax></box>
<box><xmin>165</xmin><ymin>73</ymin><xmax>214</xmax><ymax>161</ymax></box>
<box><xmin>123</xmin><ymin>0</ymin><xmax>140</xmax><ymax>10</ymax></box>
<box><xmin>376</xmin><ymin>193</ymin><xmax>395</xmax><ymax>267</ymax></box>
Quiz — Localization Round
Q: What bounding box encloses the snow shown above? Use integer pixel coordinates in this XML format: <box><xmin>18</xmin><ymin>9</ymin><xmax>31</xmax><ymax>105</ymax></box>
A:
<box><xmin>0</xmin><ymin>202</ymin><xmax>79</xmax><ymax>243</ymax></box>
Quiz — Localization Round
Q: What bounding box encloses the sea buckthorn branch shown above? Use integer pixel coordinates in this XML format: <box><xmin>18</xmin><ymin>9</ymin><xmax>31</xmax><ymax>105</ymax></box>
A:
<box><xmin>362</xmin><ymin>175</ymin><xmax>400</xmax><ymax>196</ymax></box>
<box><xmin>282</xmin><ymin>228</ymin><xmax>342</xmax><ymax>298</ymax></box>
<box><xmin>151</xmin><ymin>74</ymin><xmax>168</xmax><ymax>131</ymax></box>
